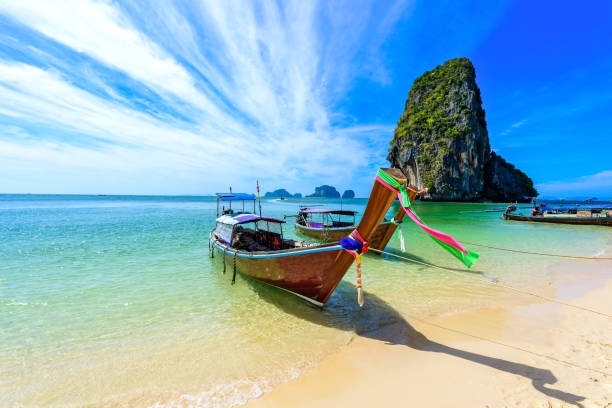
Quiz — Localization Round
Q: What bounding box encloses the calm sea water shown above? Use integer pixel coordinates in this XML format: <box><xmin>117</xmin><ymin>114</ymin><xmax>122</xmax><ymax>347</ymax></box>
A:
<box><xmin>1</xmin><ymin>194</ymin><xmax>610</xmax><ymax>407</ymax></box>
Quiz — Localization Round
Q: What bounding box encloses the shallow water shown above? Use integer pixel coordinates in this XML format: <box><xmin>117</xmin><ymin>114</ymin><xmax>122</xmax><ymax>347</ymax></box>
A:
<box><xmin>1</xmin><ymin>195</ymin><xmax>610</xmax><ymax>407</ymax></box>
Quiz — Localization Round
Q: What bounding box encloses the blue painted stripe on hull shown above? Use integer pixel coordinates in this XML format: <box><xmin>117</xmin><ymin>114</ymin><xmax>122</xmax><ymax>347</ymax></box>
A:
<box><xmin>209</xmin><ymin>232</ymin><xmax>341</xmax><ymax>258</ymax></box>
<box><xmin>295</xmin><ymin>222</ymin><xmax>392</xmax><ymax>231</ymax></box>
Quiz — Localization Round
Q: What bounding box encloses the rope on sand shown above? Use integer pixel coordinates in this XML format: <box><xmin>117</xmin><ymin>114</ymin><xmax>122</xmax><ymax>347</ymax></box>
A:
<box><xmin>368</xmin><ymin>248</ymin><xmax>612</xmax><ymax>319</ymax></box>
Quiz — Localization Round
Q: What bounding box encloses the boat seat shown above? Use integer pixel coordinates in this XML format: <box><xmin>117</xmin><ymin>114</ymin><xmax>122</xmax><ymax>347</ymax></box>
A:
<box><xmin>283</xmin><ymin>239</ymin><xmax>297</xmax><ymax>249</ymax></box>
<box><xmin>233</xmin><ymin>232</ymin><xmax>268</xmax><ymax>252</ymax></box>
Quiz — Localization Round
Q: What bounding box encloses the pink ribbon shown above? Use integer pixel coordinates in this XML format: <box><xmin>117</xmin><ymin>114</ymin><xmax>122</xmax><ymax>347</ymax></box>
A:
<box><xmin>376</xmin><ymin>176</ymin><xmax>469</xmax><ymax>255</ymax></box>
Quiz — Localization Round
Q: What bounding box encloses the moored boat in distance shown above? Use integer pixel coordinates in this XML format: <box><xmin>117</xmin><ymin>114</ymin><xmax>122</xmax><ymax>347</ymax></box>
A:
<box><xmin>290</xmin><ymin>190</ymin><xmax>418</xmax><ymax>250</ymax></box>
<box><xmin>294</xmin><ymin>208</ymin><xmax>357</xmax><ymax>242</ymax></box>
<box><xmin>209</xmin><ymin>168</ymin><xmax>408</xmax><ymax>306</ymax></box>
<box><xmin>503</xmin><ymin>203</ymin><xmax>612</xmax><ymax>226</ymax></box>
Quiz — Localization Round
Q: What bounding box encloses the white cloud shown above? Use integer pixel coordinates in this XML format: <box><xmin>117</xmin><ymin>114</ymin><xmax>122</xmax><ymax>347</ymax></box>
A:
<box><xmin>499</xmin><ymin>119</ymin><xmax>527</xmax><ymax>136</ymax></box>
<box><xmin>0</xmin><ymin>0</ymin><xmax>230</xmax><ymax>120</ymax></box>
<box><xmin>0</xmin><ymin>0</ymin><xmax>412</xmax><ymax>194</ymax></box>
<box><xmin>536</xmin><ymin>170</ymin><xmax>612</xmax><ymax>198</ymax></box>
<box><xmin>0</xmin><ymin>61</ymin><xmax>394</xmax><ymax>192</ymax></box>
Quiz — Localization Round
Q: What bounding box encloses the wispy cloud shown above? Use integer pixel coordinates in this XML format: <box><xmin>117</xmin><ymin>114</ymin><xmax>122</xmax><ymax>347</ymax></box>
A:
<box><xmin>0</xmin><ymin>0</ymin><xmax>413</xmax><ymax>194</ymax></box>
<box><xmin>499</xmin><ymin>119</ymin><xmax>526</xmax><ymax>136</ymax></box>
<box><xmin>536</xmin><ymin>170</ymin><xmax>612</xmax><ymax>199</ymax></box>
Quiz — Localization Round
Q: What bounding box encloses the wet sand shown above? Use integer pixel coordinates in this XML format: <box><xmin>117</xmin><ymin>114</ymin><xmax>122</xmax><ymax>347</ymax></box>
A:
<box><xmin>246</xmin><ymin>258</ymin><xmax>612</xmax><ymax>408</ymax></box>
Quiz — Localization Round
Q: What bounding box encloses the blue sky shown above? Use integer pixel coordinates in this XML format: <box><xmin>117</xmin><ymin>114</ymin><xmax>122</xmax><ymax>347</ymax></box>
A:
<box><xmin>0</xmin><ymin>0</ymin><xmax>610</xmax><ymax>198</ymax></box>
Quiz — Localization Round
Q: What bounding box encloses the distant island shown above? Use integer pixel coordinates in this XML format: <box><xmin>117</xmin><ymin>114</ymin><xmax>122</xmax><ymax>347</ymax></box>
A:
<box><xmin>387</xmin><ymin>57</ymin><xmax>537</xmax><ymax>202</ymax></box>
<box><xmin>264</xmin><ymin>189</ymin><xmax>300</xmax><ymax>198</ymax></box>
<box><xmin>307</xmin><ymin>185</ymin><xmax>340</xmax><ymax>198</ymax></box>
<box><xmin>264</xmin><ymin>186</ymin><xmax>354</xmax><ymax>199</ymax></box>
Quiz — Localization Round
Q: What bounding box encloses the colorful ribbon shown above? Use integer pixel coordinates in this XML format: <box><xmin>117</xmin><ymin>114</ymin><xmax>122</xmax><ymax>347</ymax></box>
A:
<box><xmin>391</xmin><ymin>218</ymin><xmax>405</xmax><ymax>252</ymax></box>
<box><xmin>376</xmin><ymin>169</ymin><xmax>479</xmax><ymax>268</ymax></box>
<box><xmin>339</xmin><ymin>229</ymin><xmax>368</xmax><ymax>306</ymax></box>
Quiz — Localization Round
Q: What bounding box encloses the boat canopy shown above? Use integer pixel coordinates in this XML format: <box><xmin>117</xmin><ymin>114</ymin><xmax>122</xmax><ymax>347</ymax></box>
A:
<box><xmin>216</xmin><ymin>214</ymin><xmax>284</xmax><ymax>226</ymax></box>
<box><xmin>300</xmin><ymin>208</ymin><xmax>358</xmax><ymax>216</ymax></box>
<box><xmin>216</xmin><ymin>193</ymin><xmax>256</xmax><ymax>201</ymax></box>
<box><xmin>215</xmin><ymin>213</ymin><xmax>285</xmax><ymax>245</ymax></box>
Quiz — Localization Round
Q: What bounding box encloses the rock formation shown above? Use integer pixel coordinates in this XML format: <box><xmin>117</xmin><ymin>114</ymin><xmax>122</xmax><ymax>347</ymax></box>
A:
<box><xmin>307</xmin><ymin>185</ymin><xmax>341</xmax><ymax>198</ymax></box>
<box><xmin>342</xmin><ymin>190</ymin><xmax>355</xmax><ymax>199</ymax></box>
<box><xmin>483</xmin><ymin>152</ymin><xmax>537</xmax><ymax>202</ymax></box>
<box><xmin>387</xmin><ymin>57</ymin><xmax>536</xmax><ymax>202</ymax></box>
<box><xmin>264</xmin><ymin>189</ymin><xmax>294</xmax><ymax>198</ymax></box>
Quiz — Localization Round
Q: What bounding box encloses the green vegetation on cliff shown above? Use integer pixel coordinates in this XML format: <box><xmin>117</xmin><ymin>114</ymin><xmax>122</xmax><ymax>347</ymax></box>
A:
<box><xmin>395</xmin><ymin>58</ymin><xmax>482</xmax><ymax>148</ymax></box>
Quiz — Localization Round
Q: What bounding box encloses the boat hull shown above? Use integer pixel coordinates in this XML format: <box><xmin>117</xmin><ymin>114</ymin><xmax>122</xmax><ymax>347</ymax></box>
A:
<box><xmin>294</xmin><ymin>223</ymin><xmax>354</xmax><ymax>242</ymax></box>
<box><xmin>369</xmin><ymin>204</ymin><xmax>411</xmax><ymax>250</ymax></box>
<box><xmin>211</xmin><ymin>236</ymin><xmax>346</xmax><ymax>306</ymax></box>
<box><xmin>503</xmin><ymin>213</ymin><xmax>612</xmax><ymax>226</ymax></box>
<box><xmin>369</xmin><ymin>222</ymin><xmax>397</xmax><ymax>250</ymax></box>
<box><xmin>294</xmin><ymin>220</ymin><xmax>403</xmax><ymax>248</ymax></box>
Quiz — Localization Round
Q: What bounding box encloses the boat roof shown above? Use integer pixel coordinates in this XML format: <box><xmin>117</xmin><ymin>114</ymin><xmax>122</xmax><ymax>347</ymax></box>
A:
<box><xmin>299</xmin><ymin>208</ymin><xmax>357</xmax><ymax>215</ymax></box>
<box><xmin>216</xmin><ymin>213</ymin><xmax>285</xmax><ymax>225</ymax></box>
<box><xmin>216</xmin><ymin>193</ymin><xmax>256</xmax><ymax>201</ymax></box>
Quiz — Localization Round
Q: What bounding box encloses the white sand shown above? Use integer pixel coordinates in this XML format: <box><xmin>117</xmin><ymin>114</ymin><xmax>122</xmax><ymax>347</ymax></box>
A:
<box><xmin>246</xmin><ymin>259</ymin><xmax>612</xmax><ymax>408</ymax></box>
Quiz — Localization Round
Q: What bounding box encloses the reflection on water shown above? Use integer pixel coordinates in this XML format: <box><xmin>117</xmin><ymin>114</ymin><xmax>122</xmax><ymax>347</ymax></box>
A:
<box><xmin>0</xmin><ymin>195</ymin><xmax>608</xmax><ymax>406</ymax></box>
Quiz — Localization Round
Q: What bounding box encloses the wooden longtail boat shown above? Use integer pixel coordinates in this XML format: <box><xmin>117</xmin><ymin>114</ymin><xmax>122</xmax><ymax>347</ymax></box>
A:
<box><xmin>503</xmin><ymin>204</ymin><xmax>612</xmax><ymax>226</ymax></box>
<box><xmin>291</xmin><ymin>190</ymin><xmax>418</xmax><ymax>250</ymax></box>
<box><xmin>209</xmin><ymin>168</ymin><xmax>408</xmax><ymax>306</ymax></box>
<box><xmin>293</xmin><ymin>208</ymin><xmax>357</xmax><ymax>242</ymax></box>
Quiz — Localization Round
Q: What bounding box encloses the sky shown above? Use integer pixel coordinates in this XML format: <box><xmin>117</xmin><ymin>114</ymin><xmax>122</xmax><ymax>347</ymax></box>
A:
<box><xmin>0</xmin><ymin>0</ymin><xmax>610</xmax><ymax>198</ymax></box>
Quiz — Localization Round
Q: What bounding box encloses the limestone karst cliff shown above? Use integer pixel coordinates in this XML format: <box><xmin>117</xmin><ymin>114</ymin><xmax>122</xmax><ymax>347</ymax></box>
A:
<box><xmin>387</xmin><ymin>58</ymin><xmax>536</xmax><ymax>202</ymax></box>
<box><xmin>483</xmin><ymin>152</ymin><xmax>537</xmax><ymax>202</ymax></box>
<box><xmin>307</xmin><ymin>185</ymin><xmax>341</xmax><ymax>198</ymax></box>
<box><xmin>264</xmin><ymin>189</ymin><xmax>294</xmax><ymax>198</ymax></box>
<box><xmin>342</xmin><ymin>190</ymin><xmax>355</xmax><ymax>199</ymax></box>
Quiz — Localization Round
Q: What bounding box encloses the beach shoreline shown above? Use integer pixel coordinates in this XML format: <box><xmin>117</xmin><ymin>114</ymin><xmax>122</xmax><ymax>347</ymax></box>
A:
<box><xmin>245</xmin><ymin>255</ymin><xmax>612</xmax><ymax>408</ymax></box>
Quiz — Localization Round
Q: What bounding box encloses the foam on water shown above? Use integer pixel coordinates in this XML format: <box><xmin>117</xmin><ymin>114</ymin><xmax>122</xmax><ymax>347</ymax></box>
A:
<box><xmin>1</xmin><ymin>195</ymin><xmax>610</xmax><ymax>407</ymax></box>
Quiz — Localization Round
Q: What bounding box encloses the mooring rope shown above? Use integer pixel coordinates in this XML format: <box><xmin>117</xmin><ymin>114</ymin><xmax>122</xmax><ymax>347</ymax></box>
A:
<box><xmin>459</xmin><ymin>240</ymin><xmax>612</xmax><ymax>260</ymax></box>
<box><xmin>403</xmin><ymin>229</ymin><xmax>612</xmax><ymax>260</ymax></box>
<box><xmin>231</xmin><ymin>253</ymin><xmax>237</xmax><ymax>285</ymax></box>
<box><xmin>369</xmin><ymin>248</ymin><xmax>612</xmax><ymax>319</ymax></box>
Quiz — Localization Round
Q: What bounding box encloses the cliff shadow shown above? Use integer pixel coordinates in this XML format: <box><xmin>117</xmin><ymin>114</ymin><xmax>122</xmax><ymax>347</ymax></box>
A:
<box><xmin>243</xmin><ymin>278</ymin><xmax>585</xmax><ymax>407</ymax></box>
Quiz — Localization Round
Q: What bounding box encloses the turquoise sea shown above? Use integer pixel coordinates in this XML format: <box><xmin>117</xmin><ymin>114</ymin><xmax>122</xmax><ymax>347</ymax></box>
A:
<box><xmin>1</xmin><ymin>194</ymin><xmax>610</xmax><ymax>407</ymax></box>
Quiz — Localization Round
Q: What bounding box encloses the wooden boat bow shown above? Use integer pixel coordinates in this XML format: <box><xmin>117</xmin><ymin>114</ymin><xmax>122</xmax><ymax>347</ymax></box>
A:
<box><xmin>317</xmin><ymin>168</ymin><xmax>407</xmax><ymax>304</ymax></box>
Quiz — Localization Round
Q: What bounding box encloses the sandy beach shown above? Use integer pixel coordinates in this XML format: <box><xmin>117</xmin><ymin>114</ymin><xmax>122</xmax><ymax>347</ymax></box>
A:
<box><xmin>246</xmin><ymin>257</ymin><xmax>612</xmax><ymax>408</ymax></box>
